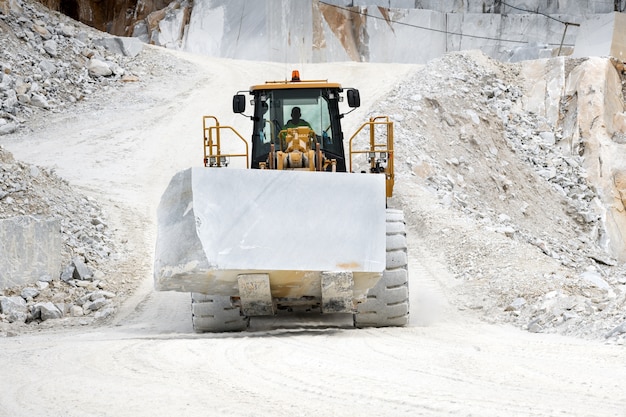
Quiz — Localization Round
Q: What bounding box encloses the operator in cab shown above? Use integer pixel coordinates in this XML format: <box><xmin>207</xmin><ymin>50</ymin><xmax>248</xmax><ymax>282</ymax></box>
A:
<box><xmin>284</xmin><ymin>107</ymin><xmax>312</xmax><ymax>129</ymax></box>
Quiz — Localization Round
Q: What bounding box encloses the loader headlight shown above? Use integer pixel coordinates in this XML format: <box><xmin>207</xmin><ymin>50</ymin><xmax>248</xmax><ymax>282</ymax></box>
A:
<box><xmin>379</xmin><ymin>152</ymin><xmax>387</xmax><ymax>162</ymax></box>
<box><xmin>220</xmin><ymin>156</ymin><xmax>228</xmax><ymax>166</ymax></box>
<box><xmin>368</xmin><ymin>152</ymin><xmax>376</xmax><ymax>160</ymax></box>
<box><xmin>209</xmin><ymin>156</ymin><xmax>217</xmax><ymax>166</ymax></box>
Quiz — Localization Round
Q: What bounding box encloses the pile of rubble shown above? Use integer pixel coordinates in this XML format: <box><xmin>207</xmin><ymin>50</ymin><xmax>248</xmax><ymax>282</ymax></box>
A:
<box><xmin>0</xmin><ymin>0</ymin><xmax>143</xmax><ymax>333</ymax></box>
<box><xmin>0</xmin><ymin>0</ymin><xmax>143</xmax><ymax>135</ymax></box>
<box><xmin>377</xmin><ymin>50</ymin><xmax>626</xmax><ymax>343</ymax></box>
<box><xmin>0</xmin><ymin>145</ymin><xmax>122</xmax><ymax>332</ymax></box>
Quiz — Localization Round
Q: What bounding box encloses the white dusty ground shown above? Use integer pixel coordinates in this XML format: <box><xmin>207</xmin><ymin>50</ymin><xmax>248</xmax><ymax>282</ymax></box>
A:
<box><xmin>1</xmin><ymin>46</ymin><xmax>626</xmax><ymax>416</ymax></box>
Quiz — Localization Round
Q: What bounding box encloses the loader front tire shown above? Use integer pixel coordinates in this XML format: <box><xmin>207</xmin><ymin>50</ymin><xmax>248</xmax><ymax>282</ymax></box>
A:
<box><xmin>354</xmin><ymin>209</ymin><xmax>409</xmax><ymax>328</ymax></box>
<box><xmin>191</xmin><ymin>293</ymin><xmax>250</xmax><ymax>333</ymax></box>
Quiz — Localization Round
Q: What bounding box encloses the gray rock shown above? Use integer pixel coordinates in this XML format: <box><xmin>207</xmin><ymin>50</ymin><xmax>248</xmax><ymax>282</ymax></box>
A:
<box><xmin>58</xmin><ymin>23</ymin><xmax>76</xmax><ymax>37</ymax></box>
<box><xmin>38</xmin><ymin>59</ymin><xmax>57</xmax><ymax>74</ymax></box>
<box><xmin>505</xmin><ymin>297</ymin><xmax>527</xmax><ymax>311</ymax></box>
<box><xmin>562</xmin><ymin>311</ymin><xmax>579</xmax><ymax>321</ymax></box>
<box><xmin>69</xmin><ymin>305</ymin><xmax>84</xmax><ymax>317</ymax></box>
<box><xmin>0</xmin><ymin>296</ymin><xmax>28</xmax><ymax>323</ymax></box>
<box><xmin>539</xmin><ymin>131</ymin><xmax>556</xmax><ymax>145</ymax></box>
<box><xmin>34</xmin><ymin>302</ymin><xmax>63</xmax><ymax>321</ymax></box>
<box><xmin>555</xmin><ymin>296</ymin><xmax>582</xmax><ymax>311</ymax></box>
<box><xmin>89</xmin><ymin>290</ymin><xmax>115</xmax><ymax>300</ymax></box>
<box><xmin>30</xmin><ymin>93</ymin><xmax>49</xmax><ymax>109</ymax></box>
<box><xmin>605</xmin><ymin>321</ymin><xmax>626</xmax><ymax>339</ymax></box>
<box><xmin>87</xmin><ymin>58</ymin><xmax>112</xmax><ymax>77</ymax></box>
<box><xmin>42</xmin><ymin>39</ymin><xmax>58</xmax><ymax>57</ymax></box>
<box><xmin>60</xmin><ymin>265</ymin><xmax>75</xmax><ymax>282</ymax></box>
<box><xmin>20</xmin><ymin>287</ymin><xmax>40</xmax><ymax>300</ymax></box>
<box><xmin>538</xmin><ymin>167</ymin><xmax>557</xmax><ymax>180</ymax></box>
<box><xmin>580</xmin><ymin>271</ymin><xmax>611</xmax><ymax>291</ymax></box>
<box><xmin>3</xmin><ymin>90</ymin><xmax>18</xmax><ymax>110</ymax></box>
<box><xmin>75</xmin><ymin>294</ymin><xmax>91</xmax><ymax>307</ymax></box>
<box><xmin>72</xmin><ymin>257</ymin><xmax>93</xmax><ymax>281</ymax></box>
<box><xmin>83</xmin><ymin>297</ymin><xmax>108</xmax><ymax>312</ymax></box>
<box><xmin>0</xmin><ymin>122</ymin><xmax>17</xmax><ymax>135</ymax></box>
<box><xmin>110</xmin><ymin>62</ymin><xmax>125</xmax><ymax>76</ymax></box>
<box><xmin>94</xmin><ymin>307</ymin><xmax>115</xmax><ymax>319</ymax></box>
<box><xmin>94</xmin><ymin>36</ymin><xmax>143</xmax><ymax>58</ymax></box>
<box><xmin>17</xmin><ymin>93</ymin><xmax>30</xmax><ymax>105</ymax></box>
<box><xmin>528</xmin><ymin>319</ymin><xmax>543</xmax><ymax>333</ymax></box>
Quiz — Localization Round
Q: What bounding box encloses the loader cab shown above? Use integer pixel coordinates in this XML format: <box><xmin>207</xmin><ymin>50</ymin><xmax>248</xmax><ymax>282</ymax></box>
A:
<box><xmin>233</xmin><ymin>73</ymin><xmax>360</xmax><ymax>171</ymax></box>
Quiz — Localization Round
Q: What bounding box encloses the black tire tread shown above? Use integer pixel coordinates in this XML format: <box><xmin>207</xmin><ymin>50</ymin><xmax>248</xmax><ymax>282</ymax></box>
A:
<box><xmin>354</xmin><ymin>209</ymin><xmax>410</xmax><ymax>328</ymax></box>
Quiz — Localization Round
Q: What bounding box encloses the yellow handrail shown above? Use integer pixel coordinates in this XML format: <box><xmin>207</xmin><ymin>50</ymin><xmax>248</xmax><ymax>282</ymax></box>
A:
<box><xmin>203</xmin><ymin>116</ymin><xmax>249</xmax><ymax>168</ymax></box>
<box><xmin>349</xmin><ymin>116</ymin><xmax>394</xmax><ymax>198</ymax></box>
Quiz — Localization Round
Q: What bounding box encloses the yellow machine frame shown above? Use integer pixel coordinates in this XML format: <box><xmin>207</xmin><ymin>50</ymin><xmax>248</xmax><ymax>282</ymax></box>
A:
<box><xmin>202</xmin><ymin>114</ymin><xmax>395</xmax><ymax>197</ymax></box>
<box><xmin>203</xmin><ymin>116</ymin><xmax>249</xmax><ymax>168</ymax></box>
<box><xmin>202</xmin><ymin>72</ymin><xmax>395</xmax><ymax>198</ymax></box>
<box><xmin>348</xmin><ymin>116</ymin><xmax>395</xmax><ymax>198</ymax></box>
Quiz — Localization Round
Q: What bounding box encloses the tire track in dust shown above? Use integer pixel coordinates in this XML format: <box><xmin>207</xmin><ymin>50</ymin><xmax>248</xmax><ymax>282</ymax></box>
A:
<box><xmin>190</xmin><ymin>331</ymin><xmax>438</xmax><ymax>416</ymax></box>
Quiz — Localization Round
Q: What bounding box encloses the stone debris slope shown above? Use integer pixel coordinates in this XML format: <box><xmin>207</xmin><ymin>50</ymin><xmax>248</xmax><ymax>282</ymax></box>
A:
<box><xmin>0</xmin><ymin>0</ymin><xmax>143</xmax><ymax>333</ymax></box>
<box><xmin>0</xmin><ymin>144</ymin><xmax>123</xmax><ymax>332</ymax></box>
<box><xmin>0</xmin><ymin>0</ymin><xmax>186</xmax><ymax>335</ymax></box>
<box><xmin>0</xmin><ymin>0</ymin><xmax>142</xmax><ymax>134</ymax></box>
<box><xmin>374</xmin><ymin>51</ymin><xmax>626</xmax><ymax>343</ymax></box>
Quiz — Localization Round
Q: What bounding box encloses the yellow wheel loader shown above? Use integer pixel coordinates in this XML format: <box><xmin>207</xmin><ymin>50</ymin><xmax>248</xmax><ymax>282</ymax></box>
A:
<box><xmin>154</xmin><ymin>71</ymin><xmax>409</xmax><ymax>332</ymax></box>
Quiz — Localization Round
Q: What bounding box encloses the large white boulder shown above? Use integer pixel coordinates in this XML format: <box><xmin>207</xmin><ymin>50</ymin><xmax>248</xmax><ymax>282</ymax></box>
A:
<box><xmin>154</xmin><ymin>167</ymin><xmax>386</xmax><ymax>293</ymax></box>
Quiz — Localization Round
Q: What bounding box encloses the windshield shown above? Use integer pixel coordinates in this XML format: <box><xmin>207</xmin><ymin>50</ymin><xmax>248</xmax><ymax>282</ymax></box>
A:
<box><xmin>260</xmin><ymin>89</ymin><xmax>331</xmax><ymax>142</ymax></box>
<box><xmin>251</xmin><ymin>87</ymin><xmax>346</xmax><ymax>171</ymax></box>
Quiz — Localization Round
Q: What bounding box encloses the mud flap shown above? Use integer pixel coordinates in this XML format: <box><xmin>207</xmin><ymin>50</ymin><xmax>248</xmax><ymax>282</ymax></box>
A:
<box><xmin>321</xmin><ymin>271</ymin><xmax>354</xmax><ymax>313</ymax></box>
<box><xmin>238</xmin><ymin>274</ymin><xmax>275</xmax><ymax>316</ymax></box>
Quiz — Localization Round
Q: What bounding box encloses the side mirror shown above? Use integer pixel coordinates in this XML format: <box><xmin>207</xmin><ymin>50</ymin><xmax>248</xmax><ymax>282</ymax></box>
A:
<box><xmin>347</xmin><ymin>89</ymin><xmax>360</xmax><ymax>108</ymax></box>
<box><xmin>233</xmin><ymin>94</ymin><xmax>246</xmax><ymax>113</ymax></box>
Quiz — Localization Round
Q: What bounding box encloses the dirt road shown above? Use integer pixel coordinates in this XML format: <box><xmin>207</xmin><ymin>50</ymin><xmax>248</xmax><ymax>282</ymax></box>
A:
<box><xmin>1</xmin><ymin>48</ymin><xmax>624</xmax><ymax>416</ymax></box>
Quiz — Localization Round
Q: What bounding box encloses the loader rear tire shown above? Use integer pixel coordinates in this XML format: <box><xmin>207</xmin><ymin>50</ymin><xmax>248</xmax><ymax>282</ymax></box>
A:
<box><xmin>191</xmin><ymin>293</ymin><xmax>250</xmax><ymax>333</ymax></box>
<box><xmin>354</xmin><ymin>209</ymin><xmax>409</xmax><ymax>328</ymax></box>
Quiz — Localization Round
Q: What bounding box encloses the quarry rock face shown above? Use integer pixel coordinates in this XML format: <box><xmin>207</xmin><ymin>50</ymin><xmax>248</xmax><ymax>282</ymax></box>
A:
<box><xmin>30</xmin><ymin>0</ymin><xmax>624</xmax><ymax>64</ymax></box>
<box><xmin>563</xmin><ymin>58</ymin><xmax>626</xmax><ymax>261</ymax></box>
<box><xmin>36</xmin><ymin>0</ymin><xmax>174</xmax><ymax>35</ymax></box>
<box><xmin>519</xmin><ymin>55</ymin><xmax>626</xmax><ymax>260</ymax></box>
<box><xmin>573</xmin><ymin>12</ymin><xmax>626</xmax><ymax>61</ymax></box>
<box><xmin>170</xmin><ymin>0</ymin><xmax>584</xmax><ymax>63</ymax></box>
